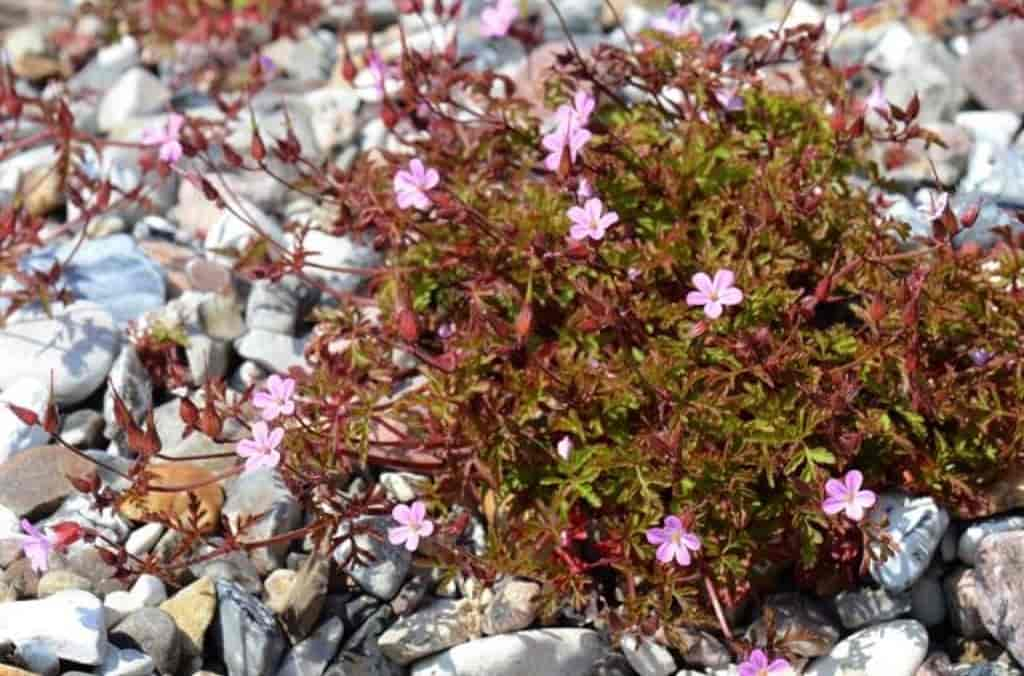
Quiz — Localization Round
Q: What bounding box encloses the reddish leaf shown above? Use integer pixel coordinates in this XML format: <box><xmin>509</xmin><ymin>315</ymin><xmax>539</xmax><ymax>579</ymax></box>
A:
<box><xmin>6</xmin><ymin>404</ymin><xmax>38</xmax><ymax>427</ymax></box>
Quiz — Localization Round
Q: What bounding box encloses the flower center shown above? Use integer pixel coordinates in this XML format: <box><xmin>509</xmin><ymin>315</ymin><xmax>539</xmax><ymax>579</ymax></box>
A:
<box><xmin>670</xmin><ymin>530</ymin><xmax>682</xmax><ymax>546</ymax></box>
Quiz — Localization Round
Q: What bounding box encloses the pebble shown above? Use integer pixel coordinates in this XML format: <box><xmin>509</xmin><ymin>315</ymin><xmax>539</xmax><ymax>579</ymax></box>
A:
<box><xmin>883</xmin><ymin>37</ymin><xmax>966</xmax><ymax>123</ymax></box>
<box><xmin>264</xmin><ymin>568</ymin><xmax>299</xmax><ymax>614</ymax></box>
<box><xmin>409</xmin><ymin>628</ymin><xmax>608</xmax><ymax>676</ymax></box>
<box><xmin>378</xmin><ymin>598</ymin><xmax>482</xmax><ymax>665</ymax></box>
<box><xmin>482</xmin><ymin>578</ymin><xmax>541</xmax><ymax>636</ymax></box>
<box><xmin>0</xmin><ymin>589</ymin><xmax>107</xmax><ymax>664</ymax></box>
<box><xmin>36</xmin><ymin>569</ymin><xmax>93</xmax><ymax>598</ymax></box>
<box><xmin>834</xmin><ymin>586</ymin><xmax>912</xmax><ymax>630</ymax></box>
<box><xmin>279</xmin><ymin>553</ymin><xmax>331</xmax><ymax>644</ymax></box>
<box><xmin>0</xmin><ymin>301</ymin><xmax>118</xmax><ymax>405</ymax></box>
<box><xmin>214</xmin><ymin>579</ymin><xmax>289</xmax><ymax>676</ymax></box>
<box><xmin>0</xmin><ymin>377</ymin><xmax>50</xmax><ymax>463</ymax></box>
<box><xmin>223</xmin><ymin>468</ymin><xmax>303</xmax><ymax>574</ymax></box>
<box><xmin>110</xmin><ymin>607</ymin><xmax>182</xmax><ymax>675</ymax></box>
<box><xmin>333</xmin><ymin>516</ymin><xmax>412</xmax><ymax>601</ymax></box>
<box><xmin>246</xmin><ymin>277</ymin><xmax>310</xmax><ymax>335</ymax></box>
<box><xmin>60</xmin><ymin>409</ymin><xmax>105</xmax><ymax>448</ymax></box>
<box><xmin>102</xmin><ymin>344</ymin><xmax>153</xmax><ymax>447</ymax></box>
<box><xmin>97</xmin><ymin>67</ymin><xmax>171</xmax><ymax>132</ymax></box>
<box><xmin>159</xmin><ymin>576</ymin><xmax>217</xmax><ymax>662</ymax></box>
<box><xmin>204</xmin><ymin>198</ymin><xmax>286</xmax><ymax>267</ymax></box>
<box><xmin>911</xmin><ymin>572</ymin><xmax>947</xmax><ymax>628</ymax></box>
<box><xmin>95</xmin><ymin>646</ymin><xmax>156</xmax><ymax>676</ymax></box>
<box><xmin>103</xmin><ymin>574</ymin><xmax>167</xmax><ymax>628</ymax></box>
<box><xmin>235</xmin><ymin>329</ymin><xmax>310</xmax><ymax>373</ymax></box>
<box><xmin>0</xmin><ymin>445</ymin><xmax>95</xmax><ymax>519</ymax></box>
<box><xmin>117</xmin><ymin>462</ymin><xmax>223</xmax><ymax>534</ymax></box>
<box><xmin>621</xmin><ymin>634</ymin><xmax>677</xmax><ymax>676</ymax></box>
<box><xmin>19</xmin><ymin>233</ymin><xmax>167</xmax><ymax>327</ymax></box>
<box><xmin>290</xmin><ymin>230</ymin><xmax>381</xmax><ymax>294</ymax></box>
<box><xmin>124</xmin><ymin>522</ymin><xmax>166</xmax><ymax>557</ymax></box>
<box><xmin>868</xmin><ymin>493</ymin><xmax>950</xmax><ymax>592</ymax></box>
<box><xmin>961</xmin><ymin>20</ymin><xmax>1024</xmax><ymax>113</ymax></box>
<box><xmin>275</xmin><ymin>616</ymin><xmax>345</xmax><ymax>676</ymax></box>
<box><xmin>946</xmin><ymin>567</ymin><xmax>990</xmax><ymax>639</ymax></box>
<box><xmin>975</xmin><ymin>532</ymin><xmax>1024</xmax><ymax>664</ymax></box>
<box><xmin>803</xmin><ymin>619</ymin><xmax>929</xmax><ymax>676</ymax></box>
<box><xmin>14</xmin><ymin>638</ymin><xmax>59</xmax><ymax>676</ymax></box>
<box><xmin>745</xmin><ymin>593</ymin><xmax>839</xmax><ymax>660</ymax></box>
<box><xmin>959</xmin><ymin>515</ymin><xmax>1024</xmax><ymax>565</ymax></box>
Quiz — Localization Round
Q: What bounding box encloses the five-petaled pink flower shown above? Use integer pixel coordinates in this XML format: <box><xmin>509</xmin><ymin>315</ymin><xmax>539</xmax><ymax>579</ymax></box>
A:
<box><xmin>646</xmin><ymin>516</ymin><xmax>701</xmax><ymax>566</ymax></box>
<box><xmin>557</xmin><ymin>436</ymin><xmax>573</xmax><ymax>461</ymax></box>
<box><xmin>481</xmin><ymin>0</ymin><xmax>518</xmax><ymax>38</ymax></box>
<box><xmin>388</xmin><ymin>500</ymin><xmax>435</xmax><ymax>552</ymax></box>
<box><xmin>252</xmin><ymin>374</ymin><xmax>296</xmax><ymax>421</ymax></box>
<box><xmin>822</xmin><ymin>470</ymin><xmax>877</xmax><ymax>522</ymax></box>
<box><xmin>568</xmin><ymin>198</ymin><xmax>619</xmax><ymax>241</ymax></box>
<box><xmin>652</xmin><ymin>3</ymin><xmax>696</xmax><ymax>36</ymax></box>
<box><xmin>394</xmin><ymin>158</ymin><xmax>440</xmax><ymax>211</ymax></box>
<box><xmin>141</xmin><ymin>113</ymin><xmax>185</xmax><ymax>165</ymax></box>
<box><xmin>686</xmin><ymin>269</ymin><xmax>743</xmax><ymax>319</ymax></box>
<box><xmin>19</xmin><ymin>519</ymin><xmax>53</xmax><ymax>574</ymax></box>
<box><xmin>865</xmin><ymin>81</ymin><xmax>889</xmax><ymax>116</ymax></box>
<box><xmin>738</xmin><ymin>650</ymin><xmax>792</xmax><ymax>676</ymax></box>
<box><xmin>237</xmin><ymin>421</ymin><xmax>284</xmax><ymax>474</ymax></box>
<box><xmin>542</xmin><ymin>91</ymin><xmax>596</xmax><ymax>172</ymax></box>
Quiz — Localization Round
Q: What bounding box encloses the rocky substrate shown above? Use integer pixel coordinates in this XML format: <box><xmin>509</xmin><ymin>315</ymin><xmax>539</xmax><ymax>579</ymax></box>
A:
<box><xmin>4</xmin><ymin>0</ymin><xmax>1024</xmax><ymax>675</ymax></box>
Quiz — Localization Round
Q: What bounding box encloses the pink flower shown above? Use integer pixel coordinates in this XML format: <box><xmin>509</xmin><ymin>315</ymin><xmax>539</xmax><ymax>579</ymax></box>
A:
<box><xmin>394</xmin><ymin>158</ymin><xmax>440</xmax><ymax>211</ymax></box>
<box><xmin>438</xmin><ymin>322</ymin><xmax>456</xmax><ymax>339</ymax></box>
<box><xmin>917</xmin><ymin>191</ymin><xmax>949</xmax><ymax>222</ymax></box>
<box><xmin>568</xmin><ymin>198</ymin><xmax>619</xmax><ymax>241</ymax></box>
<box><xmin>141</xmin><ymin>113</ymin><xmax>185</xmax><ymax>165</ymax></box>
<box><xmin>258</xmin><ymin>54</ymin><xmax>276</xmax><ymax>74</ymax></box>
<box><xmin>713</xmin><ymin>30</ymin><xmax>738</xmax><ymax>53</ymax></box>
<box><xmin>686</xmin><ymin>269</ymin><xmax>743</xmax><ymax>319</ymax></box>
<box><xmin>19</xmin><ymin>519</ymin><xmax>53</xmax><ymax>574</ymax></box>
<box><xmin>822</xmin><ymin>470</ymin><xmax>877</xmax><ymax>522</ymax></box>
<box><xmin>652</xmin><ymin>3</ymin><xmax>696</xmax><ymax>36</ymax></box>
<box><xmin>714</xmin><ymin>85</ymin><xmax>744</xmax><ymax>112</ymax></box>
<box><xmin>252</xmin><ymin>374</ymin><xmax>296</xmax><ymax>421</ymax></box>
<box><xmin>865</xmin><ymin>81</ymin><xmax>889</xmax><ymax>116</ymax></box>
<box><xmin>481</xmin><ymin>0</ymin><xmax>518</xmax><ymax>38</ymax></box>
<box><xmin>388</xmin><ymin>500</ymin><xmax>435</xmax><ymax>551</ymax></box>
<box><xmin>557</xmin><ymin>436</ymin><xmax>573</xmax><ymax>461</ymax></box>
<box><xmin>738</xmin><ymin>650</ymin><xmax>792</xmax><ymax>676</ymax></box>
<box><xmin>542</xmin><ymin>91</ymin><xmax>596</xmax><ymax>172</ymax></box>
<box><xmin>646</xmin><ymin>516</ymin><xmax>701</xmax><ymax>566</ymax></box>
<box><xmin>237</xmin><ymin>421</ymin><xmax>284</xmax><ymax>474</ymax></box>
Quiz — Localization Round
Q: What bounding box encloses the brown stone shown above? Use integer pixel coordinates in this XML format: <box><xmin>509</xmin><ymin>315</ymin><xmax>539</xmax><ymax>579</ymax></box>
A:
<box><xmin>160</xmin><ymin>576</ymin><xmax>217</xmax><ymax>660</ymax></box>
<box><xmin>118</xmin><ymin>463</ymin><xmax>224</xmax><ymax>534</ymax></box>
<box><xmin>137</xmin><ymin>239</ymin><xmax>194</xmax><ymax>297</ymax></box>
<box><xmin>21</xmin><ymin>166</ymin><xmax>62</xmax><ymax>217</ymax></box>
<box><xmin>0</xmin><ymin>445</ymin><xmax>93</xmax><ymax>519</ymax></box>
<box><xmin>975</xmin><ymin>532</ymin><xmax>1024</xmax><ymax>665</ymax></box>
<box><xmin>0</xmin><ymin>665</ymin><xmax>43</xmax><ymax>676</ymax></box>
<box><xmin>12</xmin><ymin>53</ymin><xmax>63</xmax><ymax>81</ymax></box>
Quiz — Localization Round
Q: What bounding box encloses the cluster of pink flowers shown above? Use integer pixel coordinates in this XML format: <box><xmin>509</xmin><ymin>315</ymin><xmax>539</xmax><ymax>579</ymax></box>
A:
<box><xmin>651</xmin><ymin>3</ymin><xmax>697</xmax><ymax>36</ymax></box>
<box><xmin>542</xmin><ymin>91</ymin><xmax>595</xmax><ymax>172</ymax></box>
<box><xmin>237</xmin><ymin>374</ymin><xmax>296</xmax><ymax>474</ymax></box>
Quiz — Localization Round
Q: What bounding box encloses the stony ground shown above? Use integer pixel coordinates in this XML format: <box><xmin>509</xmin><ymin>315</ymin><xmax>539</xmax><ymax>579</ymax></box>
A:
<box><xmin>3</xmin><ymin>1</ymin><xmax>1024</xmax><ymax>676</ymax></box>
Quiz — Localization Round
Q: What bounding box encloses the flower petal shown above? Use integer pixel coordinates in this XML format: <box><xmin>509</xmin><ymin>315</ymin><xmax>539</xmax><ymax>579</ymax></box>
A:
<box><xmin>655</xmin><ymin>541</ymin><xmax>674</xmax><ymax>563</ymax></box>
<box><xmin>844</xmin><ymin>469</ymin><xmax>864</xmax><ymax>493</ymax></box>
<box><xmin>856</xmin><ymin>490</ymin><xmax>877</xmax><ymax>509</ymax></box>
<box><xmin>686</xmin><ymin>291</ymin><xmax>710</xmax><ymax>307</ymax></box>
<box><xmin>646</xmin><ymin>527</ymin><xmax>667</xmax><ymax>545</ymax></box>
<box><xmin>691</xmin><ymin>272</ymin><xmax>714</xmax><ymax>295</ymax></box>
<box><xmin>703</xmin><ymin>301</ymin><xmax>723</xmax><ymax>319</ymax></box>
<box><xmin>392</xmin><ymin>503</ymin><xmax>412</xmax><ymax>525</ymax></box>
<box><xmin>664</xmin><ymin>515</ymin><xmax>683</xmax><ymax>531</ymax></box>
<box><xmin>403</xmin><ymin>533</ymin><xmax>420</xmax><ymax>551</ymax></box>
<box><xmin>410</xmin><ymin>500</ymin><xmax>426</xmax><ymax>522</ymax></box>
<box><xmin>388</xmin><ymin>525</ymin><xmax>410</xmax><ymax>546</ymax></box>
<box><xmin>680</xmin><ymin>533</ymin><xmax>701</xmax><ymax>551</ymax></box>
<box><xmin>674</xmin><ymin>544</ymin><xmax>692</xmax><ymax>566</ymax></box>
<box><xmin>718</xmin><ymin>287</ymin><xmax>743</xmax><ymax>306</ymax></box>
<box><xmin>821</xmin><ymin>496</ymin><xmax>847</xmax><ymax>515</ymax></box>
<box><xmin>712</xmin><ymin>269</ymin><xmax>734</xmax><ymax>293</ymax></box>
<box><xmin>418</xmin><ymin>520</ymin><xmax>435</xmax><ymax>537</ymax></box>
<box><xmin>824</xmin><ymin>478</ymin><xmax>847</xmax><ymax>499</ymax></box>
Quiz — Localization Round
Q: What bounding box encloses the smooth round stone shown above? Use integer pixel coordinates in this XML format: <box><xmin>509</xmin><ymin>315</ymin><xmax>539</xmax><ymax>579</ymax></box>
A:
<box><xmin>19</xmin><ymin>234</ymin><xmax>166</xmax><ymax>326</ymax></box>
<box><xmin>803</xmin><ymin>620</ymin><xmax>928</xmax><ymax>676</ymax></box>
<box><xmin>410</xmin><ymin>628</ymin><xmax>608</xmax><ymax>676</ymax></box>
<box><xmin>0</xmin><ymin>301</ymin><xmax>118</xmax><ymax>405</ymax></box>
<box><xmin>868</xmin><ymin>493</ymin><xmax>949</xmax><ymax>592</ymax></box>
<box><xmin>959</xmin><ymin>516</ymin><xmax>1024</xmax><ymax>565</ymax></box>
<box><xmin>0</xmin><ymin>590</ymin><xmax>107</xmax><ymax>665</ymax></box>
